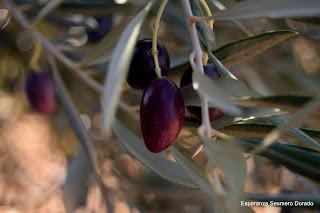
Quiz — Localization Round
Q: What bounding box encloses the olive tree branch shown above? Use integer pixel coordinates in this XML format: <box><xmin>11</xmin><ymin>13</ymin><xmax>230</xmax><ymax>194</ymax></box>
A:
<box><xmin>181</xmin><ymin>0</ymin><xmax>212</xmax><ymax>137</ymax></box>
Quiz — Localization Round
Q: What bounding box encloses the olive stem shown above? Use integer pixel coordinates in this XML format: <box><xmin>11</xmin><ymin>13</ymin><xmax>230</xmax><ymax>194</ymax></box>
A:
<box><xmin>181</xmin><ymin>0</ymin><xmax>212</xmax><ymax>137</ymax></box>
<box><xmin>30</xmin><ymin>39</ymin><xmax>42</xmax><ymax>71</ymax></box>
<box><xmin>152</xmin><ymin>0</ymin><xmax>168</xmax><ymax>78</ymax></box>
<box><xmin>198</xmin><ymin>0</ymin><xmax>214</xmax><ymax>29</ymax></box>
<box><xmin>189</xmin><ymin>15</ymin><xmax>215</xmax><ymax>24</ymax></box>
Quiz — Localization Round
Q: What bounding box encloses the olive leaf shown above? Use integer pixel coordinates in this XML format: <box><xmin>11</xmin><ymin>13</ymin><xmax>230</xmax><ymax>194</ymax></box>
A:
<box><xmin>181</xmin><ymin>79</ymin><xmax>257</xmax><ymax>108</ymax></box>
<box><xmin>169</xmin><ymin>146</ymin><xmax>215</xmax><ymax>196</ymax></box>
<box><xmin>63</xmin><ymin>149</ymin><xmax>93</xmax><ymax>212</ymax></box>
<box><xmin>192</xmin><ymin>70</ymin><xmax>242</xmax><ymax>115</ymax></box>
<box><xmin>235</xmin><ymin>137</ymin><xmax>320</xmax><ymax>183</ymax></box>
<box><xmin>50</xmin><ymin>59</ymin><xmax>97</xmax><ymax>211</ymax></box>
<box><xmin>220</xmin><ymin>123</ymin><xmax>320</xmax><ymax>143</ymax></box>
<box><xmin>212</xmin><ymin>30</ymin><xmax>298</xmax><ymax>69</ymax></box>
<box><xmin>231</xmin><ymin>95</ymin><xmax>318</xmax><ymax>115</ymax></box>
<box><xmin>51</xmin><ymin>59</ymin><xmax>98</xmax><ymax>169</ymax></box>
<box><xmin>171</xmin><ymin>30</ymin><xmax>298</xmax><ymax>73</ymax></box>
<box><xmin>112</xmin><ymin>118</ymin><xmax>197</xmax><ymax>188</ymax></box>
<box><xmin>170</xmin><ymin>145</ymin><xmax>252</xmax><ymax>213</ymax></box>
<box><xmin>185</xmin><ymin>107</ymin><xmax>286</xmax><ymax>129</ymax></box>
<box><xmin>214</xmin><ymin>0</ymin><xmax>320</xmax><ymax>20</ymax></box>
<box><xmin>102</xmin><ymin>1</ymin><xmax>154</xmax><ymax>135</ymax></box>
<box><xmin>215</xmin><ymin>108</ymin><xmax>285</xmax><ymax>129</ymax></box>
<box><xmin>271</xmin><ymin>117</ymin><xmax>320</xmax><ymax>152</ymax></box>
<box><xmin>0</xmin><ymin>9</ymin><xmax>10</xmax><ymax>30</ymax></box>
<box><xmin>201</xmin><ymin>135</ymin><xmax>247</xmax><ymax>213</ymax></box>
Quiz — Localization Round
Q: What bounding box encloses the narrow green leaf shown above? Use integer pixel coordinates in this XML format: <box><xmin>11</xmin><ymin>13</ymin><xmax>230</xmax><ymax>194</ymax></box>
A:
<box><xmin>181</xmin><ymin>79</ymin><xmax>257</xmax><ymax>108</ymax></box>
<box><xmin>213</xmin><ymin>30</ymin><xmax>298</xmax><ymax>69</ymax></box>
<box><xmin>51</xmin><ymin>59</ymin><xmax>98</xmax><ymax>170</ymax></box>
<box><xmin>220</xmin><ymin>123</ymin><xmax>320</xmax><ymax>143</ymax></box>
<box><xmin>169</xmin><ymin>146</ymin><xmax>215</xmax><ymax>196</ymax></box>
<box><xmin>214</xmin><ymin>0</ymin><xmax>320</xmax><ymax>20</ymax></box>
<box><xmin>192</xmin><ymin>71</ymin><xmax>242</xmax><ymax>115</ymax></box>
<box><xmin>231</xmin><ymin>95</ymin><xmax>314</xmax><ymax>112</ymax></box>
<box><xmin>112</xmin><ymin>119</ymin><xmax>198</xmax><ymax>188</ymax></box>
<box><xmin>236</xmin><ymin>137</ymin><xmax>320</xmax><ymax>183</ymax></box>
<box><xmin>102</xmin><ymin>1</ymin><xmax>154</xmax><ymax>135</ymax></box>
<box><xmin>171</xmin><ymin>30</ymin><xmax>297</xmax><ymax>74</ymax></box>
<box><xmin>271</xmin><ymin>117</ymin><xmax>320</xmax><ymax>152</ymax></box>
<box><xmin>50</xmin><ymin>60</ymin><xmax>96</xmax><ymax>211</ymax></box>
<box><xmin>184</xmin><ymin>107</ymin><xmax>286</xmax><ymax>129</ymax></box>
<box><xmin>63</xmin><ymin>149</ymin><xmax>93</xmax><ymax>212</ymax></box>
<box><xmin>201</xmin><ymin>136</ymin><xmax>246</xmax><ymax>212</ymax></box>
<box><xmin>170</xmin><ymin>145</ymin><xmax>251</xmax><ymax>212</ymax></box>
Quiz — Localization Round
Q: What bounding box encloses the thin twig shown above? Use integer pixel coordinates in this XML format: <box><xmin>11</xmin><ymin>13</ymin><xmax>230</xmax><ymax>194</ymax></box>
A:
<box><xmin>181</xmin><ymin>0</ymin><xmax>212</xmax><ymax>137</ymax></box>
<box><xmin>152</xmin><ymin>0</ymin><xmax>168</xmax><ymax>78</ymax></box>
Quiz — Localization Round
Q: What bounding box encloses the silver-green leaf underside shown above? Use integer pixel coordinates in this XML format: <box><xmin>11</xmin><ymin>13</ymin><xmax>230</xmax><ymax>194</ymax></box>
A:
<box><xmin>102</xmin><ymin>1</ymin><xmax>154</xmax><ymax>135</ymax></box>
<box><xmin>112</xmin><ymin>119</ymin><xmax>198</xmax><ymax>188</ymax></box>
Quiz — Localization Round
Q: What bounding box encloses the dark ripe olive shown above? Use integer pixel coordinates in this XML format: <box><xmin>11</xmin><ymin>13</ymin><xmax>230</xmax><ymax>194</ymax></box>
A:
<box><xmin>25</xmin><ymin>71</ymin><xmax>57</xmax><ymax>115</ymax></box>
<box><xmin>127</xmin><ymin>39</ymin><xmax>170</xmax><ymax>90</ymax></box>
<box><xmin>140</xmin><ymin>77</ymin><xmax>184</xmax><ymax>153</ymax></box>
<box><xmin>180</xmin><ymin>63</ymin><xmax>221</xmax><ymax>87</ymax></box>
<box><xmin>180</xmin><ymin>64</ymin><xmax>224</xmax><ymax>121</ymax></box>
<box><xmin>87</xmin><ymin>16</ymin><xmax>113</xmax><ymax>43</ymax></box>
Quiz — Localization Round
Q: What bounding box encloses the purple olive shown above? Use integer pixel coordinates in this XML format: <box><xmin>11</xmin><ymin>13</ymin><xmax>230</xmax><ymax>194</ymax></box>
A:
<box><xmin>127</xmin><ymin>39</ymin><xmax>170</xmax><ymax>90</ymax></box>
<box><xmin>25</xmin><ymin>71</ymin><xmax>56</xmax><ymax>115</ymax></box>
<box><xmin>180</xmin><ymin>64</ymin><xmax>223</xmax><ymax>121</ymax></box>
<box><xmin>140</xmin><ymin>77</ymin><xmax>184</xmax><ymax>153</ymax></box>
<box><xmin>87</xmin><ymin>16</ymin><xmax>113</xmax><ymax>43</ymax></box>
<box><xmin>180</xmin><ymin>63</ymin><xmax>221</xmax><ymax>87</ymax></box>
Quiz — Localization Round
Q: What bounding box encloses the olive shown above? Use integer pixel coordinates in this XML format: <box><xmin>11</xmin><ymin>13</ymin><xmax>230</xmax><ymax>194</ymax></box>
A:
<box><xmin>25</xmin><ymin>71</ymin><xmax>57</xmax><ymax>115</ymax></box>
<box><xmin>140</xmin><ymin>77</ymin><xmax>184</xmax><ymax>153</ymax></box>
<box><xmin>127</xmin><ymin>39</ymin><xmax>170</xmax><ymax>89</ymax></box>
<box><xmin>180</xmin><ymin>64</ymin><xmax>224</xmax><ymax>121</ymax></box>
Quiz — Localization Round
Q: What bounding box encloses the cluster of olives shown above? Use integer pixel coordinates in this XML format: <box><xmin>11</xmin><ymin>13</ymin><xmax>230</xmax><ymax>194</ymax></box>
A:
<box><xmin>127</xmin><ymin>39</ymin><xmax>184</xmax><ymax>153</ymax></box>
<box><xmin>127</xmin><ymin>39</ymin><xmax>223</xmax><ymax>153</ymax></box>
<box><xmin>24</xmin><ymin>39</ymin><xmax>222</xmax><ymax>153</ymax></box>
